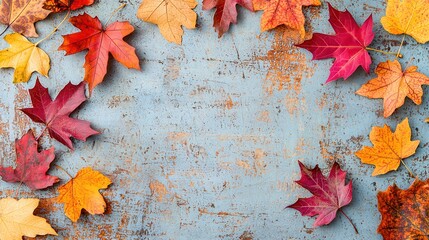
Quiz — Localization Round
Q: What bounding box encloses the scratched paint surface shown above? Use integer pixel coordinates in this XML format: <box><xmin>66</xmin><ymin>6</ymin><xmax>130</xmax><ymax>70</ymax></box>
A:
<box><xmin>0</xmin><ymin>0</ymin><xmax>428</xmax><ymax>239</ymax></box>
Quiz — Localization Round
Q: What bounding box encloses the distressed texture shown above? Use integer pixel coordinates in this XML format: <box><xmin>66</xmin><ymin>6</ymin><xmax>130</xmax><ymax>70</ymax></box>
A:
<box><xmin>0</xmin><ymin>0</ymin><xmax>426</xmax><ymax>239</ymax></box>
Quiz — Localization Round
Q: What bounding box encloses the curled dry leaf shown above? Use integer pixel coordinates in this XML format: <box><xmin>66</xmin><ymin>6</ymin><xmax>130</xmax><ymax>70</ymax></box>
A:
<box><xmin>378</xmin><ymin>178</ymin><xmax>429</xmax><ymax>239</ymax></box>
<box><xmin>21</xmin><ymin>78</ymin><xmax>99</xmax><ymax>150</ymax></box>
<box><xmin>0</xmin><ymin>130</ymin><xmax>58</xmax><ymax>190</ymax></box>
<box><xmin>57</xmin><ymin>167</ymin><xmax>112</xmax><ymax>222</ymax></box>
<box><xmin>137</xmin><ymin>0</ymin><xmax>197</xmax><ymax>44</ymax></box>
<box><xmin>253</xmin><ymin>0</ymin><xmax>320</xmax><ymax>37</ymax></box>
<box><xmin>288</xmin><ymin>161</ymin><xmax>353</xmax><ymax>228</ymax></box>
<box><xmin>43</xmin><ymin>0</ymin><xmax>95</xmax><ymax>13</ymax></box>
<box><xmin>356</xmin><ymin>60</ymin><xmax>429</xmax><ymax>118</ymax></box>
<box><xmin>0</xmin><ymin>198</ymin><xmax>57</xmax><ymax>240</ymax></box>
<box><xmin>381</xmin><ymin>0</ymin><xmax>429</xmax><ymax>44</ymax></box>
<box><xmin>0</xmin><ymin>0</ymin><xmax>51</xmax><ymax>37</ymax></box>
<box><xmin>297</xmin><ymin>3</ymin><xmax>374</xmax><ymax>82</ymax></box>
<box><xmin>355</xmin><ymin>118</ymin><xmax>419</xmax><ymax>176</ymax></box>
<box><xmin>59</xmin><ymin>13</ymin><xmax>140</xmax><ymax>94</ymax></box>
<box><xmin>0</xmin><ymin>33</ymin><xmax>50</xmax><ymax>83</ymax></box>
<box><xmin>202</xmin><ymin>0</ymin><xmax>253</xmax><ymax>37</ymax></box>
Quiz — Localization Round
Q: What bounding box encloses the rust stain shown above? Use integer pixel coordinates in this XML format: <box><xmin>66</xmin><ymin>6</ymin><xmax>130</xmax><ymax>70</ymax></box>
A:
<box><xmin>225</xmin><ymin>96</ymin><xmax>234</xmax><ymax>110</ymax></box>
<box><xmin>198</xmin><ymin>208</ymin><xmax>248</xmax><ymax>217</ymax></box>
<box><xmin>239</xmin><ymin>231</ymin><xmax>254</xmax><ymax>240</ymax></box>
<box><xmin>107</xmin><ymin>95</ymin><xmax>135</xmax><ymax>108</ymax></box>
<box><xmin>257</xmin><ymin>110</ymin><xmax>270</xmax><ymax>122</ymax></box>
<box><xmin>253</xmin><ymin>149</ymin><xmax>266</xmax><ymax>174</ymax></box>
<box><xmin>149</xmin><ymin>180</ymin><xmax>168</xmax><ymax>202</ymax></box>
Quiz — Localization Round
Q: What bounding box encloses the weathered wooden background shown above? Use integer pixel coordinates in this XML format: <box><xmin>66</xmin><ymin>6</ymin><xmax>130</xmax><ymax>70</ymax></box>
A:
<box><xmin>0</xmin><ymin>0</ymin><xmax>428</xmax><ymax>239</ymax></box>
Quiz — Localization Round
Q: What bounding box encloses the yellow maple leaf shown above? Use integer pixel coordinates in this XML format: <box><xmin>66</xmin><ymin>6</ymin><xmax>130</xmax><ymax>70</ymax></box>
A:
<box><xmin>0</xmin><ymin>198</ymin><xmax>57</xmax><ymax>240</ymax></box>
<box><xmin>0</xmin><ymin>33</ymin><xmax>50</xmax><ymax>83</ymax></box>
<box><xmin>137</xmin><ymin>0</ymin><xmax>197</xmax><ymax>44</ymax></box>
<box><xmin>57</xmin><ymin>167</ymin><xmax>112</xmax><ymax>222</ymax></box>
<box><xmin>356</xmin><ymin>60</ymin><xmax>429</xmax><ymax>118</ymax></box>
<box><xmin>355</xmin><ymin>118</ymin><xmax>419</xmax><ymax>176</ymax></box>
<box><xmin>381</xmin><ymin>0</ymin><xmax>429</xmax><ymax>43</ymax></box>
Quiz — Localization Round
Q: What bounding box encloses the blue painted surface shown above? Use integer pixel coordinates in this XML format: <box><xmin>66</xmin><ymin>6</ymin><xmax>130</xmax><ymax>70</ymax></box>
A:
<box><xmin>0</xmin><ymin>0</ymin><xmax>428</xmax><ymax>239</ymax></box>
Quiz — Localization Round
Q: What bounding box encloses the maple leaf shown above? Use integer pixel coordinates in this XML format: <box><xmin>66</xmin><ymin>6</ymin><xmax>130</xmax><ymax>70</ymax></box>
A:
<box><xmin>378</xmin><ymin>178</ymin><xmax>429</xmax><ymax>239</ymax></box>
<box><xmin>381</xmin><ymin>0</ymin><xmax>429</xmax><ymax>44</ymax></box>
<box><xmin>202</xmin><ymin>0</ymin><xmax>253</xmax><ymax>37</ymax></box>
<box><xmin>356</xmin><ymin>60</ymin><xmax>429</xmax><ymax>118</ymax></box>
<box><xmin>57</xmin><ymin>167</ymin><xmax>112</xmax><ymax>222</ymax></box>
<box><xmin>253</xmin><ymin>0</ymin><xmax>320</xmax><ymax>37</ymax></box>
<box><xmin>355</xmin><ymin>118</ymin><xmax>419</xmax><ymax>176</ymax></box>
<box><xmin>58</xmin><ymin>13</ymin><xmax>140</xmax><ymax>94</ymax></box>
<box><xmin>0</xmin><ymin>198</ymin><xmax>57</xmax><ymax>239</ymax></box>
<box><xmin>137</xmin><ymin>0</ymin><xmax>197</xmax><ymax>44</ymax></box>
<box><xmin>0</xmin><ymin>130</ymin><xmax>58</xmax><ymax>190</ymax></box>
<box><xmin>43</xmin><ymin>0</ymin><xmax>95</xmax><ymax>13</ymax></box>
<box><xmin>287</xmin><ymin>161</ymin><xmax>353</xmax><ymax>228</ymax></box>
<box><xmin>0</xmin><ymin>0</ymin><xmax>51</xmax><ymax>37</ymax></box>
<box><xmin>21</xmin><ymin>78</ymin><xmax>99</xmax><ymax>150</ymax></box>
<box><xmin>0</xmin><ymin>33</ymin><xmax>50</xmax><ymax>83</ymax></box>
<box><xmin>296</xmin><ymin>3</ymin><xmax>374</xmax><ymax>82</ymax></box>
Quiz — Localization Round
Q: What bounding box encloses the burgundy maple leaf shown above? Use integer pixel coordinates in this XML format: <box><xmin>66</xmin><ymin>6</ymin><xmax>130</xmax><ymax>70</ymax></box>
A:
<box><xmin>296</xmin><ymin>3</ymin><xmax>374</xmax><ymax>83</ymax></box>
<box><xmin>288</xmin><ymin>161</ymin><xmax>354</xmax><ymax>229</ymax></box>
<box><xmin>0</xmin><ymin>130</ymin><xmax>58</xmax><ymax>190</ymax></box>
<box><xmin>21</xmin><ymin>78</ymin><xmax>99</xmax><ymax>150</ymax></box>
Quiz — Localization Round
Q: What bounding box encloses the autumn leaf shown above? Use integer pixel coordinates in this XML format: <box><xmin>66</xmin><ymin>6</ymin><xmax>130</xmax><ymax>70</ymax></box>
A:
<box><xmin>378</xmin><ymin>178</ymin><xmax>429</xmax><ymax>239</ymax></box>
<box><xmin>355</xmin><ymin>118</ymin><xmax>419</xmax><ymax>176</ymax></box>
<box><xmin>0</xmin><ymin>0</ymin><xmax>51</xmax><ymax>37</ymax></box>
<box><xmin>58</xmin><ymin>13</ymin><xmax>140</xmax><ymax>94</ymax></box>
<box><xmin>202</xmin><ymin>0</ymin><xmax>253</xmax><ymax>37</ymax></box>
<box><xmin>0</xmin><ymin>198</ymin><xmax>57</xmax><ymax>240</ymax></box>
<box><xmin>21</xmin><ymin>78</ymin><xmax>99</xmax><ymax>150</ymax></box>
<box><xmin>356</xmin><ymin>60</ymin><xmax>429</xmax><ymax>118</ymax></box>
<box><xmin>381</xmin><ymin>0</ymin><xmax>429</xmax><ymax>44</ymax></box>
<box><xmin>296</xmin><ymin>3</ymin><xmax>374</xmax><ymax>82</ymax></box>
<box><xmin>0</xmin><ymin>130</ymin><xmax>58</xmax><ymax>190</ymax></box>
<box><xmin>43</xmin><ymin>0</ymin><xmax>95</xmax><ymax>13</ymax></box>
<box><xmin>253</xmin><ymin>0</ymin><xmax>320</xmax><ymax>37</ymax></box>
<box><xmin>137</xmin><ymin>0</ymin><xmax>197</xmax><ymax>44</ymax></box>
<box><xmin>58</xmin><ymin>167</ymin><xmax>112</xmax><ymax>222</ymax></box>
<box><xmin>288</xmin><ymin>161</ymin><xmax>355</xmax><ymax>231</ymax></box>
<box><xmin>0</xmin><ymin>33</ymin><xmax>50</xmax><ymax>83</ymax></box>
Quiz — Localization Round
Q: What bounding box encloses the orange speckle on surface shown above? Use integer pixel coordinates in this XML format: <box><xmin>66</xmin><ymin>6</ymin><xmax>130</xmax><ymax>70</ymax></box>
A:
<box><xmin>149</xmin><ymin>180</ymin><xmax>168</xmax><ymax>202</ymax></box>
<box><xmin>257</xmin><ymin>111</ymin><xmax>270</xmax><ymax>122</ymax></box>
<box><xmin>225</xmin><ymin>96</ymin><xmax>234</xmax><ymax>110</ymax></box>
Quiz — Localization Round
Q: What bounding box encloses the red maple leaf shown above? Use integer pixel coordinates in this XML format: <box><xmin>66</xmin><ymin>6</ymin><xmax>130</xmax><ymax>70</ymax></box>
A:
<box><xmin>202</xmin><ymin>0</ymin><xmax>253</xmax><ymax>37</ymax></box>
<box><xmin>0</xmin><ymin>130</ymin><xmax>58</xmax><ymax>190</ymax></box>
<box><xmin>296</xmin><ymin>3</ymin><xmax>374</xmax><ymax>83</ymax></box>
<box><xmin>288</xmin><ymin>161</ymin><xmax>353</xmax><ymax>228</ymax></box>
<box><xmin>21</xmin><ymin>78</ymin><xmax>98</xmax><ymax>150</ymax></box>
<box><xmin>58</xmin><ymin>13</ymin><xmax>140</xmax><ymax>94</ymax></box>
<box><xmin>43</xmin><ymin>0</ymin><xmax>95</xmax><ymax>12</ymax></box>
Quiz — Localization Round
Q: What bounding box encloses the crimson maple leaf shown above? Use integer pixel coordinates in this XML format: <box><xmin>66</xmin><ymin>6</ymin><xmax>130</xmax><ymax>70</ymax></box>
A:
<box><xmin>58</xmin><ymin>13</ymin><xmax>140</xmax><ymax>94</ymax></box>
<box><xmin>288</xmin><ymin>161</ymin><xmax>353</xmax><ymax>228</ymax></box>
<box><xmin>202</xmin><ymin>0</ymin><xmax>253</xmax><ymax>37</ymax></box>
<box><xmin>43</xmin><ymin>0</ymin><xmax>95</xmax><ymax>13</ymax></box>
<box><xmin>0</xmin><ymin>130</ymin><xmax>58</xmax><ymax>190</ymax></box>
<box><xmin>21</xmin><ymin>78</ymin><xmax>98</xmax><ymax>150</ymax></box>
<box><xmin>297</xmin><ymin>3</ymin><xmax>374</xmax><ymax>83</ymax></box>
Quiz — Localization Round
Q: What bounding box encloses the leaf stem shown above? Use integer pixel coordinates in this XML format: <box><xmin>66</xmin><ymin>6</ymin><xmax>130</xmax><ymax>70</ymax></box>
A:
<box><xmin>401</xmin><ymin>159</ymin><xmax>416</xmax><ymax>178</ymax></box>
<box><xmin>54</xmin><ymin>164</ymin><xmax>73</xmax><ymax>179</ymax></box>
<box><xmin>35</xmin><ymin>10</ymin><xmax>70</xmax><ymax>46</ymax></box>
<box><xmin>339</xmin><ymin>209</ymin><xmax>358</xmax><ymax>234</ymax></box>
<box><xmin>395</xmin><ymin>34</ymin><xmax>406</xmax><ymax>60</ymax></box>
<box><xmin>35</xmin><ymin>126</ymin><xmax>48</xmax><ymax>141</ymax></box>
<box><xmin>105</xmin><ymin>3</ymin><xmax>127</xmax><ymax>26</ymax></box>
<box><xmin>366</xmin><ymin>47</ymin><xmax>402</xmax><ymax>58</ymax></box>
<box><xmin>14</xmin><ymin>182</ymin><xmax>23</xmax><ymax>199</ymax></box>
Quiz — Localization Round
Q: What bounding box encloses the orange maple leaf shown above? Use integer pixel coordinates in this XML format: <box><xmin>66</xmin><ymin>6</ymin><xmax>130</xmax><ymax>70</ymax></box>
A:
<box><xmin>378</xmin><ymin>178</ymin><xmax>429</xmax><ymax>239</ymax></box>
<box><xmin>57</xmin><ymin>167</ymin><xmax>111</xmax><ymax>222</ymax></box>
<box><xmin>253</xmin><ymin>0</ymin><xmax>321</xmax><ymax>37</ymax></box>
<box><xmin>356</xmin><ymin>60</ymin><xmax>429</xmax><ymax>118</ymax></box>
<box><xmin>355</xmin><ymin>118</ymin><xmax>419</xmax><ymax>176</ymax></box>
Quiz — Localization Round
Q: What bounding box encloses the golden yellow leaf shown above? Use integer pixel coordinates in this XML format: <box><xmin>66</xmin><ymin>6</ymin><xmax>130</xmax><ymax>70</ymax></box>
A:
<box><xmin>0</xmin><ymin>33</ymin><xmax>50</xmax><ymax>83</ymax></box>
<box><xmin>381</xmin><ymin>0</ymin><xmax>429</xmax><ymax>43</ymax></box>
<box><xmin>0</xmin><ymin>198</ymin><xmax>57</xmax><ymax>240</ymax></box>
<box><xmin>137</xmin><ymin>0</ymin><xmax>197</xmax><ymax>44</ymax></box>
<box><xmin>355</xmin><ymin>118</ymin><xmax>419</xmax><ymax>176</ymax></box>
<box><xmin>57</xmin><ymin>167</ymin><xmax>112</xmax><ymax>222</ymax></box>
<box><xmin>356</xmin><ymin>60</ymin><xmax>429</xmax><ymax>118</ymax></box>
